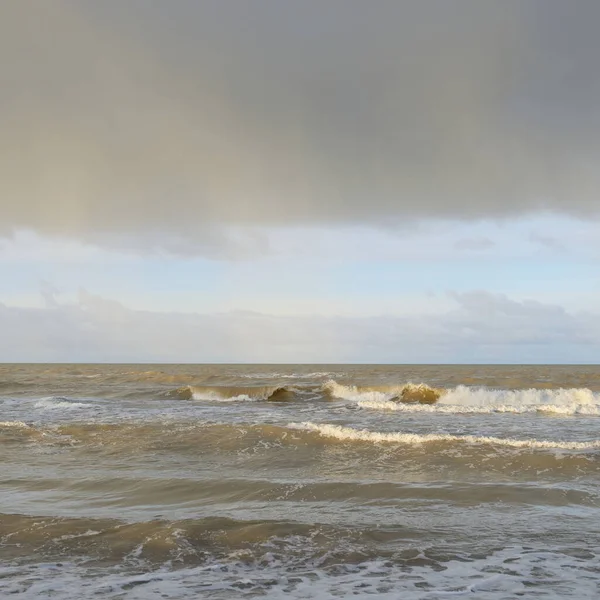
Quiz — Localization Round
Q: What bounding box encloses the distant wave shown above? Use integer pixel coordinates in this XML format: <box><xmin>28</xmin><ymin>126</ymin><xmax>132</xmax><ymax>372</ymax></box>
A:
<box><xmin>238</xmin><ymin>371</ymin><xmax>344</xmax><ymax>379</ymax></box>
<box><xmin>34</xmin><ymin>397</ymin><xmax>91</xmax><ymax>410</ymax></box>
<box><xmin>117</xmin><ymin>370</ymin><xmax>202</xmax><ymax>385</ymax></box>
<box><xmin>0</xmin><ymin>380</ymin><xmax>27</xmax><ymax>391</ymax></box>
<box><xmin>289</xmin><ymin>422</ymin><xmax>600</xmax><ymax>450</ymax></box>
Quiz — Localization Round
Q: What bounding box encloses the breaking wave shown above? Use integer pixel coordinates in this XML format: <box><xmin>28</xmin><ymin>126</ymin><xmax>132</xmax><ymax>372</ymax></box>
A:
<box><xmin>0</xmin><ymin>420</ymin><xmax>30</xmax><ymax>429</ymax></box>
<box><xmin>6</xmin><ymin>513</ymin><xmax>593</xmax><ymax>600</ymax></box>
<box><xmin>167</xmin><ymin>381</ymin><xmax>600</xmax><ymax>415</ymax></box>
<box><xmin>1</xmin><ymin>536</ymin><xmax>598</xmax><ymax>600</ymax></box>
<box><xmin>3</xmin><ymin>421</ymin><xmax>600</xmax><ymax>479</ymax></box>
<box><xmin>356</xmin><ymin>385</ymin><xmax>600</xmax><ymax>415</ymax></box>
<box><xmin>175</xmin><ymin>385</ymin><xmax>302</xmax><ymax>402</ymax></box>
<box><xmin>290</xmin><ymin>422</ymin><xmax>600</xmax><ymax>450</ymax></box>
<box><xmin>323</xmin><ymin>380</ymin><xmax>444</xmax><ymax>404</ymax></box>
<box><xmin>6</xmin><ymin>420</ymin><xmax>599</xmax><ymax>452</ymax></box>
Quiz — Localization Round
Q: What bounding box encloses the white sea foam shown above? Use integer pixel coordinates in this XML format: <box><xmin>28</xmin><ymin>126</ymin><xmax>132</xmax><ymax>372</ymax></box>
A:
<box><xmin>440</xmin><ymin>385</ymin><xmax>599</xmax><ymax>406</ymax></box>
<box><xmin>323</xmin><ymin>380</ymin><xmax>442</xmax><ymax>403</ymax></box>
<box><xmin>240</xmin><ymin>372</ymin><xmax>343</xmax><ymax>379</ymax></box>
<box><xmin>187</xmin><ymin>384</ymin><xmax>301</xmax><ymax>402</ymax></box>
<box><xmin>289</xmin><ymin>422</ymin><xmax>600</xmax><ymax>450</ymax></box>
<box><xmin>1</xmin><ymin>545</ymin><xmax>598</xmax><ymax>599</ymax></box>
<box><xmin>35</xmin><ymin>397</ymin><xmax>91</xmax><ymax>410</ymax></box>
<box><xmin>324</xmin><ymin>380</ymin><xmax>397</xmax><ymax>402</ymax></box>
<box><xmin>0</xmin><ymin>420</ymin><xmax>30</xmax><ymax>428</ymax></box>
<box><xmin>358</xmin><ymin>398</ymin><xmax>600</xmax><ymax>416</ymax></box>
<box><xmin>190</xmin><ymin>391</ymin><xmax>255</xmax><ymax>402</ymax></box>
<box><xmin>341</xmin><ymin>384</ymin><xmax>600</xmax><ymax>415</ymax></box>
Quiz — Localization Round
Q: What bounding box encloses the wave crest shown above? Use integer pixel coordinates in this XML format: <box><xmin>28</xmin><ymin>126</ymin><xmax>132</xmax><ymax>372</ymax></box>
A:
<box><xmin>323</xmin><ymin>381</ymin><xmax>443</xmax><ymax>404</ymax></box>
<box><xmin>289</xmin><ymin>422</ymin><xmax>600</xmax><ymax>450</ymax></box>
<box><xmin>175</xmin><ymin>385</ymin><xmax>297</xmax><ymax>402</ymax></box>
<box><xmin>357</xmin><ymin>385</ymin><xmax>600</xmax><ymax>415</ymax></box>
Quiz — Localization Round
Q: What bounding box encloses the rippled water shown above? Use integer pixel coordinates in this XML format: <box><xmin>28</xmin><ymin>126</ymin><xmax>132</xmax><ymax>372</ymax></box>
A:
<box><xmin>1</xmin><ymin>364</ymin><xmax>600</xmax><ymax>598</ymax></box>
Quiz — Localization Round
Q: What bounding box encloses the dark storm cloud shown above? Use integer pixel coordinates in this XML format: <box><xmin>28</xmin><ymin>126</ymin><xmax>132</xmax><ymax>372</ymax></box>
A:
<box><xmin>1</xmin><ymin>1</ymin><xmax>600</xmax><ymax>250</ymax></box>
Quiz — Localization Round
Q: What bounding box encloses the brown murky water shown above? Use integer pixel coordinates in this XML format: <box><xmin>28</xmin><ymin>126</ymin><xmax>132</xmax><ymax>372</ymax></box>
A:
<box><xmin>2</xmin><ymin>364</ymin><xmax>600</xmax><ymax>598</ymax></box>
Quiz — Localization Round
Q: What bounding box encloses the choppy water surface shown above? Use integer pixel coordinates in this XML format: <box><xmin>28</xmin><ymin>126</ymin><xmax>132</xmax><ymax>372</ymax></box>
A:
<box><xmin>1</xmin><ymin>363</ymin><xmax>600</xmax><ymax>598</ymax></box>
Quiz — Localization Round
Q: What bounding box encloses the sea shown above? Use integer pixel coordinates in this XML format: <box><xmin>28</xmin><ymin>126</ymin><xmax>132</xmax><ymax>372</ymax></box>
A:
<box><xmin>1</xmin><ymin>363</ymin><xmax>600</xmax><ymax>598</ymax></box>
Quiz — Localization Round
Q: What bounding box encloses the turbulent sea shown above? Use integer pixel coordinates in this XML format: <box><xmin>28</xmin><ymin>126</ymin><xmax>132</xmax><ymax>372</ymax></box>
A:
<box><xmin>2</xmin><ymin>364</ymin><xmax>600</xmax><ymax>599</ymax></box>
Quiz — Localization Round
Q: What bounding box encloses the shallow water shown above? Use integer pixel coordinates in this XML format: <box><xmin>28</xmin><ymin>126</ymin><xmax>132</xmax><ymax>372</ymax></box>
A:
<box><xmin>1</xmin><ymin>363</ymin><xmax>600</xmax><ymax>598</ymax></box>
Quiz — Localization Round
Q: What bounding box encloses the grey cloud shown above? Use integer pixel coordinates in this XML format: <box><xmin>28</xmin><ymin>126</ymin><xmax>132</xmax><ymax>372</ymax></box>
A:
<box><xmin>39</xmin><ymin>281</ymin><xmax>61</xmax><ymax>309</ymax></box>
<box><xmin>453</xmin><ymin>237</ymin><xmax>495</xmax><ymax>251</ymax></box>
<box><xmin>529</xmin><ymin>232</ymin><xmax>566</xmax><ymax>252</ymax></box>
<box><xmin>1</xmin><ymin>289</ymin><xmax>598</xmax><ymax>363</ymax></box>
<box><xmin>446</xmin><ymin>291</ymin><xmax>591</xmax><ymax>347</ymax></box>
<box><xmin>1</xmin><ymin>1</ymin><xmax>600</xmax><ymax>252</ymax></box>
<box><xmin>87</xmin><ymin>227</ymin><xmax>270</xmax><ymax>260</ymax></box>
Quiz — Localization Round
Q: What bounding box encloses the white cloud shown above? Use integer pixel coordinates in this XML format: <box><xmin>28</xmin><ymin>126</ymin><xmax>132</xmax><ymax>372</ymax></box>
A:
<box><xmin>529</xmin><ymin>232</ymin><xmax>565</xmax><ymax>252</ymax></box>
<box><xmin>1</xmin><ymin>289</ymin><xmax>598</xmax><ymax>363</ymax></box>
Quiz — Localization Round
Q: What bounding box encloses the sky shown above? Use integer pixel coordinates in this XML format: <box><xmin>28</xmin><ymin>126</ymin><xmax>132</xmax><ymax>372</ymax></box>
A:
<box><xmin>1</xmin><ymin>1</ymin><xmax>600</xmax><ymax>363</ymax></box>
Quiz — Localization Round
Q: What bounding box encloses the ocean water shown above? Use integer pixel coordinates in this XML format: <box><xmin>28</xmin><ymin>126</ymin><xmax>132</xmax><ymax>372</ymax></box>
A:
<box><xmin>1</xmin><ymin>363</ymin><xmax>600</xmax><ymax>598</ymax></box>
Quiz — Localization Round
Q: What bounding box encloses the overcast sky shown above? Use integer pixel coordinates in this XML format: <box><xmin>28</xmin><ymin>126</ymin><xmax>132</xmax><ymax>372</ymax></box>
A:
<box><xmin>1</xmin><ymin>1</ymin><xmax>599</xmax><ymax>362</ymax></box>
